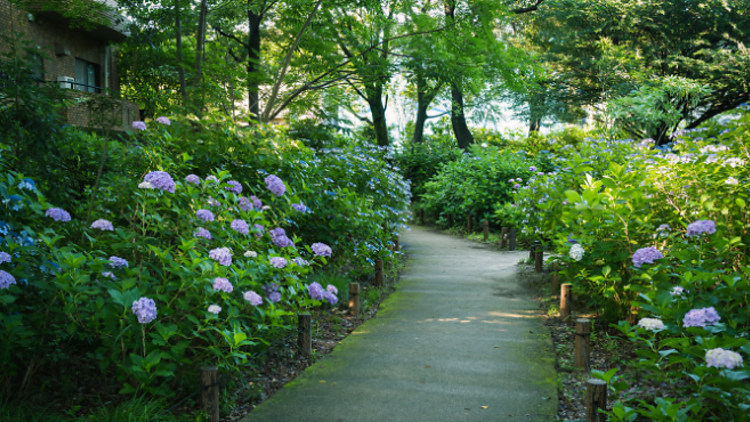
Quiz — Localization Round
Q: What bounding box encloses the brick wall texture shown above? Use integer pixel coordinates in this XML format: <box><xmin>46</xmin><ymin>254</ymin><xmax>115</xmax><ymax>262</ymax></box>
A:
<box><xmin>0</xmin><ymin>0</ymin><xmax>140</xmax><ymax>130</ymax></box>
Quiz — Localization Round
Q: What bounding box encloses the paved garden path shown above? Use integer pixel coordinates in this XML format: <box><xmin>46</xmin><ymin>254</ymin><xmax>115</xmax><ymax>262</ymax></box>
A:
<box><xmin>241</xmin><ymin>226</ymin><xmax>558</xmax><ymax>422</ymax></box>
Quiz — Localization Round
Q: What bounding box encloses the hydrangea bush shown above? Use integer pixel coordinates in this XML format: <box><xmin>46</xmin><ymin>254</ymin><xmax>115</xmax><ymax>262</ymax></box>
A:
<box><xmin>0</xmin><ymin>119</ymin><xmax>411</xmax><ymax>398</ymax></box>
<box><xmin>505</xmin><ymin>110</ymin><xmax>750</xmax><ymax>421</ymax></box>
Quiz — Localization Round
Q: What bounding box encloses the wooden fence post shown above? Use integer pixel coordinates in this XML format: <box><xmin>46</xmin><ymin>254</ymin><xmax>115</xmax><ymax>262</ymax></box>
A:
<box><xmin>466</xmin><ymin>215</ymin><xmax>472</xmax><ymax>233</ymax></box>
<box><xmin>535</xmin><ymin>250</ymin><xmax>543</xmax><ymax>272</ymax></box>
<box><xmin>298</xmin><ymin>313</ymin><xmax>312</xmax><ymax>356</ymax></box>
<box><xmin>394</xmin><ymin>236</ymin><xmax>399</xmax><ymax>252</ymax></box>
<box><xmin>500</xmin><ymin>227</ymin><xmax>508</xmax><ymax>249</ymax></box>
<box><xmin>483</xmin><ymin>220</ymin><xmax>489</xmax><ymax>241</ymax></box>
<box><xmin>586</xmin><ymin>379</ymin><xmax>607</xmax><ymax>422</ymax></box>
<box><xmin>508</xmin><ymin>228</ymin><xmax>517</xmax><ymax>251</ymax></box>
<box><xmin>375</xmin><ymin>259</ymin><xmax>384</xmax><ymax>287</ymax></box>
<box><xmin>574</xmin><ymin>318</ymin><xmax>591</xmax><ymax>370</ymax></box>
<box><xmin>349</xmin><ymin>283</ymin><xmax>360</xmax><ymax>318</ymax></box>
<box><xmin>560</xmin><ymin>284</ymin><xmax>572</xmax><ymax>320</ymax></box>
<box><xmin>200</xmin><ymin>366</ymin><xmax>219</xmax><ymax>422</ymax></box>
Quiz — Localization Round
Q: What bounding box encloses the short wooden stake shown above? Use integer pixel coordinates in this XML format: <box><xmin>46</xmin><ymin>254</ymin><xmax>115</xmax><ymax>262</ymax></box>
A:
<box><xmin>200</xmin><ymin>366</ymin><xmax>219</xmax><ymax>422</ymax></box>
<box><xmin>375</xmin><ymin>259</ymin><xmax>384</xmax><ymax>287</ymax></box>
<box><xmin>466</xmin><ymin>215</ymin><xmax>472</xmax><ymax>233</ymax></box>
<box><xmin>394</xmin><ymin>236</ymin><xmax>399</xmax><ymax>252</ymax></box>
<box><xmin>535</xmin><ymin>250</ymin><xmax>543</xmax><ymax>272</ymax></box>
<box><xmin>482</xmin><ymin>220</ymin><xmax>489</xmax><ymax>241</ymax></box>
<box><xmin>585</xmin><ymin>379</ymin><xmax>607</xmax><ymax>422</ymax></box>
<box><xmin>560</xmin><ymin>283</ymin><xmax>572</xmax><ymax>320</ymax></box>
<box><xmin>508</xmin><ymin>229</ymin><xmax>517</xmax><ymax>251</ymax></box>
<box><xmin>500</xmin><ymin>227</ymin><xmax>508</xmax><ymax>248</ymax></box>
<box><xmin>575</xmin><ymin>318</ymin><xmax>591</xmax><ymax>370</ymax></box>
<box><xmin>298</xmin><ymin>313</ymin><xmax>312</xmax><ymax>356</ymax></box>
<box><xmin>349</xmin><ymin>283</ymin><xmax>360</xmax><ymax>318</ymax></box>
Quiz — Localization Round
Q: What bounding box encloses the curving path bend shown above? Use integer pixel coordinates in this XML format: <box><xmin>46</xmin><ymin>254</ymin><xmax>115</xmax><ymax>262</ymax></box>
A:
<box><xmin>241</xmin><ymin>225</ymin><xmax>558</xmax><ymax>422</ymax></box>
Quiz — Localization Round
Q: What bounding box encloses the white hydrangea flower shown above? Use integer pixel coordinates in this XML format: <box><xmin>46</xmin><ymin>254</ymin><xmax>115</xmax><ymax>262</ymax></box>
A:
<box><xmin>706</xmin><ymin>348</ymin><xmax>743</xmax><ymax>370</ymax></box>
<box><xmin>244</xmin><ymin>250</ymin><xmax>258</xmax><ymax>258</ymax></box>
<box><xmin>637</xmin><ymin>317</ymin><xmax>664</xmax><ymax>331</ymax></box>
<box><xmin>725</xmin><ymin>177</ymin><xmax>739</xmax><ymax>185</ymax></box>
<box><xmin>670</xmin><ymin>286</ymin><xmax>685</xmax><ymax>297</ymax></box>
<box><xmin>569</xmin><ymin>244</ymin><xmax>585</xmax><ymax>261</ymax></box>
<box><xmin>138</xmin><ymin>181</ymin><xmax>155</xmax><ymax>189</ymax></box>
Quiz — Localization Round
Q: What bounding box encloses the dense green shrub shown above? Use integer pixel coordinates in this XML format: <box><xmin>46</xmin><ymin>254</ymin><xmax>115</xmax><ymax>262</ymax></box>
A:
<box><xmin>510</xmin><ymin>108</ymin><xmax>750</xmax><ymax>421</ymax></box>
<box><xmin>0</xmin><ymin>115</ymin><xmax>410</xmax><ymax>398</ymax></box>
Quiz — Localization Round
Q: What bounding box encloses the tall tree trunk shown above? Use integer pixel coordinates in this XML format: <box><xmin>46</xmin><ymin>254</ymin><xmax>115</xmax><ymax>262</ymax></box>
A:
<box><xmin>529</xmin><ymin>119</ymin><xmax>541</xmax><ymax>134</ymax></box>
<box><xmin>528</xmin><ymin>95</ymin><xmax>544</xmax><ymax>134</ymax></box>
<box><xmin>450</xmin><ymin>82</ymin><xmax>474</xmax><ymax>149</ymax></box>
<box><xmin>247</xmin><ymin>7</ymin><xmax>261</xmax><ymax>122</ymax></box>
<box><xmin>193</xmin><ymin>0</ymin><xmax>208</xmax><ymax>111</ymax></box>
<box><xmin>366</xmin><ymin>83</ymin><xmax>389</xmax><ymax>146</ymax></box>
<box><xmin>174</xmin><ymin>0</ymin><xmax>187</xmax><ymax>103</ymax></box>
<box><xmin>412</xmin><ymin>72</ymin><xmax>441</xmax><ymax>144</ymax></box>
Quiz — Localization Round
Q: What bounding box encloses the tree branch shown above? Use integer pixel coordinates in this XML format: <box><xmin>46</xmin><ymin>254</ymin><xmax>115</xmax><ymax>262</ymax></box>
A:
<box><xmin>214</xmin><ymin>26</ymin><xmax>249</xmax><ymax>50</ymax></box>
<box><xmin>512</xmin><ymin>0</ymin><xmax>545</xmax><ymax>14</ymax></box>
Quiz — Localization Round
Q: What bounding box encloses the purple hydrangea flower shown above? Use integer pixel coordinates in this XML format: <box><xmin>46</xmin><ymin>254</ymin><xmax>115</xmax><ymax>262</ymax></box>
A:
<box><xmin>311</xmin><ymin>243</ymin><xmax>332</xmax><ymax>257</ymax></box>
<box><xmin>209</xmin><ymin>248</ymin><xmax>233</xmax><ymax>266</ymax></box>
<box><xmin>268</xmin><ymin>291</ymin><xmax>281</xmax><ymax>303</ymax></box>
<box><xmin>0</xmin><ymin>270</ymin><xmax>17</xmax><ymax>289</ymax></box>
<box><xmin>657</xmin><ymin>224</ymin><xmax>671</xmax><ymax>232</ymax></box>
<box><xmin>205</xmin><ymin>175</ymin><xmax>219</xmax><ymax>183</ymax></box>
<box><xmin>101</xmin><ymin>271</ymin><xmax>116</xmax><ymax>280</ymax></box>
<box><xmin>207</xmin><ymin>196</ymin><xmax>220</xmax><ymax>207</ymax></box>
<box><xmin>292</xmin><ymin>203</ymin><xmax>308</xmax><ymax>213</ymax></box>
<box><xmin>632</xmin><ymin>247</ymin><xmax>663</xmax><ymax>268</ymax></box>
<box><xmin>683</xmin><ymin>307</ymin><xmax>721</xmax><ymax>327</ymax></box>
<box><xmin>132</xmin><ymin>121</ymin><xmax>146</xmax><ymax>131</ymax></box>
<box><xmin>213</xmin><ymin>277</ymin><xmax>233</xmax><ymax>293</ymax></box>
<box><xmin>0</xmin><ymin>252</ymin><xmax>11</xmax><ymax>264</ymax></box>
<box><xmin>131</xmin><ymin>297</ymin><xmax>157</xmax><ymax>324</ymax></box>
<box><xmin>270</xmin><ymin>257</ymin><xmax>287</xmax><ymax>269</ymax></box>
<box><xmin>225</xmin><ymin>180</ymin><xmax>242</xmax><ymax>194</ymax></box>
<box><xmin>263</xmin><ymin>283</ymin><xmax>279</xmax><ymax>295</ymax></box>
<box><xmin>239</xmin><ymin>197</ymin><xmax>253</xmax><ymax>211</ymax></box>
<box><xmin>513</xmin><ymin>184</ymin><xmax>521</xmax><ymax>189</ymax></box>
<box><xmin>271</xmin><ymin>228</ymin><xmax>294</xmax><ymax>248</ymax></box>
<box><xmin>109</xmin><ymin>256</ymin><xmax>128</xmax><ymax>269</ymax></box>
<box><xmin>195</xmin><ymin>227</ymin><xmax>212</xmax><ymax>240</ymax></box>
<box><xmin>46</xmin><ymin>207</ymin><xmax>71</xmax><ymax>222</ymax></box>
<box><xmin>293</xmin><ymin>257</ymin><xmax>309</xmax><ymax>267</ymax></box>
<box><xmin>307</xmin><ymin>282</ymin><xmax>324</xmax><ymax>300</ymax></box>
<box><xmin>91</xmin><ymin>219</ymin><xmax>114</xmax><ymax>231</ymax></box>
<box><xmin>196</xmin><ymin>209</ymin><xmax>215</xmax><ymax>222</ymax></box>
<box><xmin>244</xmin><ymin>291</ymin><xmax>263</xmax><ymax>306</ymax></box>
<box><xmin>687</xmin><ymin>220</ymin><xmax>716</xmax><ymax>237</ymax></box>
<box><xmin>144</xmin><ymin>171</ymin><xmax>176</xmax><ymax>193</ymax></box>
<box><xmin>567</xmin><ymin>234</ymin><xmax>578</xmax><ymax>244</ymax></box>
<box><xmin>529</xmin><ymin>166</ymin><xmax>537</xmax><ymax>172</ymax></box>
<box><xmin>323</xmin><ymin>291</ymin><xmax>338</xmax><ymax>305</ymax></box>
<box><xmin>254</xmin><ymin>224</ymin><xmax>265</xmax><ymax>238</ymax></box>
<box><xmin>156</xmin><ymin>116</ymin><xmax>171</xmax><ymax>125</ymax></box>
<box><xmin>186</xmin><ymin>174</ymin><xmax>201</xmax><ymax>185</ymax></box>
<box><xmin>265</xmin><ymin>175</ymin><xmax>286</xmax><ymax>197</ymax></box>
<box><xmin>326</xmin><ymin>284</ymin><xmax>338</xmax><ymax>295</ymax></box>
<box><xmin>208</xmin><ymin>304</ymin><xmax>221</xmax><ymax>314</ymax></box>
<box><xmin>706</xmin><ymin>348</ymin><xmax>744</xmax><ymax>370</ymax></box>
<box><xmin>231</xmin><ymin>219</ymin><xmax>249</xmax><ymax>235</ymax></box>
<box><xmin>250</xmin><ymin>196</ymin><xmax>262</xmax><ymax>210</ymax></box>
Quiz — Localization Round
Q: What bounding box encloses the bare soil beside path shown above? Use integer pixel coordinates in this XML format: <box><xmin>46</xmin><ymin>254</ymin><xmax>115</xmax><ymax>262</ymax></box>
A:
<box><xmin>241</xmin><ymin>226</ymin><xmax>558</xmax><ymax>422</ymax></box>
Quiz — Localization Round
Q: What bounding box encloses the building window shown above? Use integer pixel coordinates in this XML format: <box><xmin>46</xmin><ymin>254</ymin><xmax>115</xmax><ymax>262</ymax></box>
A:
<box><xmin>28</xmin><ymin>52</ymin><xmax>43</xmax><ymax>81</ymax></box>
<box><xmin>75</xmin><ymin>58</ymin><xmax>100</xmax><ymax>93</ymax></box>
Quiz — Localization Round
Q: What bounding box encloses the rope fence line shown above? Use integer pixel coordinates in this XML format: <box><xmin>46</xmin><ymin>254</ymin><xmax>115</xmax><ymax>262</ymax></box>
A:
<box><xmin>149</xmin><ymin>267</ymin><xmax>392</xmax><ymax>422</ymax></box>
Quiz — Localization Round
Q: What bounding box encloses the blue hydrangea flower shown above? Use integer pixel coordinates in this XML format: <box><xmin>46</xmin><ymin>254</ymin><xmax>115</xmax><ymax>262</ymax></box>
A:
<box><xmin>46</xmin><ymin>208</ymin><xmax>71</xmax><ymax>222</ymax></box>
<box><xmin>632</xmin><ymin>247</ymin><xmax>663</xmax><ymax>268</ymax></box>
<box><xmin>686</xmin><ymin>220</ymin><xmax>716</xmax><ymax>237</ymax></box>
<box><xmin>195</xmin><ymin>227</ymin><xmax>212</xmax><ymax>240</ymax></box>
<box><xmin>311</xmin><ymin>242</ymin><xmax>332</xmax><ymax>257</ymax></box>
<box><xmin>131</xmin><ymin>297</ymin><xmax>157</xmax><ymax>323</ymax></box>
<box><xmin>270</xmin><ymin>257</ymin><xmax>287</xmax><ymax>269</ymax></box>
<box><xmin>185</xmin><ymin>174</ymin><xmax>201</xmax><ymax>185</ymax></box>
<box><xmin>213</xmin><ymin>277</ymin><xmax>233</xmax><ymax>293</ymax></box>
<box><xmin>91</xmin><ymin>219</ymin><xmax>114</xmax><ymax>231</ymax></box>
<box><xmin>225</xmin><ymin>180</ymin><xmax>242</xmax><ymax>194</ymax></box>
<box><xmin>307</xmin><ymin>282</ymin><xmax>324</xmax><ymax>300</ymax></box>
<box><xmin>109</xmin><ymin>256</ymin><xmax>129</xmax><ymax>269</ymax></box>
<box><xmin>270</xmin><ymin>228</ymin><xmax>294</xmax><ymax>248</ymax></box>
<box><xmin>209</xmin><ymin>248</ymin><xmax>232</xmax><ymax>266</ymax></box>
<box><xmin>196</xmin><ymin>209</ymin><xmax>215</xmax><ymax>222</ymax></box>
<box><xmin>265</xmin><ymin>175</ymin><xmax>286</xmax><ymax>197</ymax></box>
<box><xmin>231</xmin><ymin>219</ymin><xmax>249</xmax><ymax>235</ymax></box>
<box><xmin>0</xmin><ymin>252</ymin><xmax>10</xmax><ymax>264</ymax></box>
<box><xmin>132</xmin><ymin>121</ymin><xmax>146</xmax><ymax>131</ymax></box>
<box><xmin>156</xmin><ymin>116</ymin><xmax>171</xmax><ymax>125</ymax></box>
<box><xmin>0</xmin><ymin>270</ymin><xmax>16</xmax><ymax>289</ymax></box>
<box><xmin>144</xmin><ymin>171</ymin><xmax>176</xmax><ymax>193</ymax></box>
